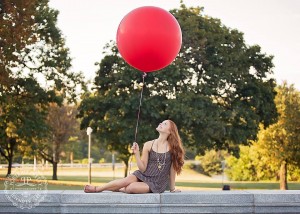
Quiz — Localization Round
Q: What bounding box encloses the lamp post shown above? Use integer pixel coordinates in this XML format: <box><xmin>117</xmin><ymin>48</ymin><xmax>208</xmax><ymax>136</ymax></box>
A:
<box><xmin>221</xmin><ymin>160</ymin><xmax>230</xmax><ymax>190</ymax></box>
<box><xmin>221</xmin><ymin>160</ymin><xmax>225</xmax><ymax>186</ymax></box>
<box><xmin>86</xmin><ymin>127</ymin><xmax>93</xmax><ymax>184</ymax></box>
<box><xmin>112</xmin><ymin>151</ymin><xmax>115</xmax><ymax>180</ymax></box>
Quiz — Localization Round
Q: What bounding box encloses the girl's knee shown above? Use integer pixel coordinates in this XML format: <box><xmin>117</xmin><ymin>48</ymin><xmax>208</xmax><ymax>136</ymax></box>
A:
<box><xmin>124</xmin><ymin>182</ymin><xmax>150</xmax><ymax>194</ymax></box>
<box><xmin>121</xmin><ymin>175</ymin><xmax>138</xmax><ymax>187</ymax></box>
<box><xmin>124</xmin><ymin>184</ymin><xmax>135</xmax><ymax>194</ymax></box>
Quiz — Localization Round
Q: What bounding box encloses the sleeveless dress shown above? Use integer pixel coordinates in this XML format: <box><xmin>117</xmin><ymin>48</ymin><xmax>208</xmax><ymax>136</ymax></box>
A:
<box><xmin>132</xmin><ymin>141</ymin><xmax>172</xmax><ymax>193</ymax></box>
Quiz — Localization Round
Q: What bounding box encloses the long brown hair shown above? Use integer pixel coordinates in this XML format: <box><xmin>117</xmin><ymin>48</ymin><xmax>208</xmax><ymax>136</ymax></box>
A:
<box><xmin>167</xmin><ymin>120</ymin><xmax>185</xmax><ymax>175</ymax></box>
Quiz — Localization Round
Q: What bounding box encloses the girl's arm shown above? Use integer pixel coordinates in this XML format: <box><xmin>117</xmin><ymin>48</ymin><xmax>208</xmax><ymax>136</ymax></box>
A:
<box><xmin>132</xmin><ymin>141</ymin><xmax>150</xmax><ymax>172</ymax></box>
<box><xmin>169</xmin><ymin>163</ymin><xmax>181</xmax><ymax>192</ymax></box>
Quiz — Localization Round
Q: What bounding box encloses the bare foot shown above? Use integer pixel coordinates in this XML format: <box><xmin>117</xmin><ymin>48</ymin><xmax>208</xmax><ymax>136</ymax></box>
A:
<box><xmin>119</xmin><ymin>187</ymin><xmax>125</xmax><ymax>193</ymax></box>
<box><xmin>84</xmin><ymin>185</ymin><xmax>101</xmax><ymax>193</ymax></box>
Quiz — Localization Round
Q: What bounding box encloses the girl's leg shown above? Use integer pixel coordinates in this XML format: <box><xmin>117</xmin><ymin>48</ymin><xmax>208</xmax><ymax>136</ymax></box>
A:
<box><xmin>84</xmin><ymin>174</ymin><xmax>138</xmax><ymax>193</ymax></box>
<box><xmin>123</xmin><ymin>182</ymin><xmax>150</xmax><ymax>194</ymax></box>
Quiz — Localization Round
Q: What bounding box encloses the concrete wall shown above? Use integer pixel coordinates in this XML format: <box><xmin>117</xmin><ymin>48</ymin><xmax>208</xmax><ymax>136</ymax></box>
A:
<box><xmin>1</xmin><ymin>190</ymin><xmax>300</xmax><ymax>213</ymax></box>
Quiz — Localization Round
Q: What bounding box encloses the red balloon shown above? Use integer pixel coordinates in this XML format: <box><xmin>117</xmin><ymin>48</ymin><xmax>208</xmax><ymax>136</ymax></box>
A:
<box><xmin>116</xmin><ymin>6</ymin><xmax>182</xmax><ymax>72</ymax></box>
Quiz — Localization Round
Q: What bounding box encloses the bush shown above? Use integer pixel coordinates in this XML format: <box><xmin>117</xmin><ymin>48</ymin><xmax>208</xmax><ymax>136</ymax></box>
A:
<box><xmin>81</xmin><ymin>158</ymin><xmax>89</xmax><ymax>164</ymax></box>
<box><xmin>196</xmin><ymin>150</ymin><xmax>228</xmax><ymax>176</ymax></box>
<box><xmin>73</xmin><ymin>160</ymin><xmax>81</xmax><ymax>164</ymax></box>
<box><xmin>99</xmin><ymin>158</ymin><xmax>105</xmax><ymax>163</ymax></box>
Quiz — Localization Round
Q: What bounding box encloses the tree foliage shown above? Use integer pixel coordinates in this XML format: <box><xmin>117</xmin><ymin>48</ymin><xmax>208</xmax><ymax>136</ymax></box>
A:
<box><xmin>0</xmin><ymin>0</ymin><xmax>83</xmax><ymax>176</ymax></box>
<box><xmin>78</xmin><ymin>5</ymin><xmax>278</xmax><ymax>176</ymax></box>
<box><xmin>225</xmin><ymin>144</ymin><xmax>279</xmax><ymax>181</ymax></box>
<box><xmin>38</xmin><ymin>103</ymin><xmax>78</xmax><ymax>180</ymax></box>
<box><xmin>225</xmin><ymin>82</ymin><xmax>300</xmax><ymax>188</ymax></box>
<box><xmin>255</xmin><ymin>82</ymin><xmax>300</xmax><ymax>189</ymax></box>
<box><xmin>195</xmin><ymin>150</ymin><xmax>228</xmax><ymax>176</ymax></box>
<box><xmin>167</xmin><ymin>5</ymin><xmax>277</xmax><ymax>152</ymax></box>
<box><xmin>0</xmin><ymin>0</ymin><xmax>36</xmax><ymax>86</ymax></box>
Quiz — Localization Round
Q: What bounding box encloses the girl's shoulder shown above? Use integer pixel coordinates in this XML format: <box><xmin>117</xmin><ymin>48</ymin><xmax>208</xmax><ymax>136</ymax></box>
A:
<box><xmin>143</xmin><ymin>140</ymin><xmax>155</xmax><ymax>151</ymax></box>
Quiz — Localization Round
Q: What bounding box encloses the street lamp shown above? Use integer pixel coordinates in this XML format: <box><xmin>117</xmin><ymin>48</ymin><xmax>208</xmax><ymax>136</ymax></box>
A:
<box><xmin>221</xmin><ymin>160</ymin><xmax>230</xmax><ymax>190</ymax></box>
<box><xmin>112</xmin><ymin>151</ymin><xmax>115</xmax><ymax>180</ymax></box>
<box><xmin>86</xmin><ymin>127</ymin><xmax>93</xmax><ymax>184</ymax></box>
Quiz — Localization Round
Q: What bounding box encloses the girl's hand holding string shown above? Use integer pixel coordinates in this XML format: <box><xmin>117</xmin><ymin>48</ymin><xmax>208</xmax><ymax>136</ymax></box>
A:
<box><xmin>131</xmin><ymin>142</ymin><xmax>139</xmax><ymax>154</ymax></box>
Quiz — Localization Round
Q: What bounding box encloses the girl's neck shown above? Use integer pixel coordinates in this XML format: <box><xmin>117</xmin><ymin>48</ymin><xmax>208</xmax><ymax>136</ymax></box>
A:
<box><xmin>157</xmin><ymin>133</ymin><xmax>169</xmax><ymax>145</ymax></box>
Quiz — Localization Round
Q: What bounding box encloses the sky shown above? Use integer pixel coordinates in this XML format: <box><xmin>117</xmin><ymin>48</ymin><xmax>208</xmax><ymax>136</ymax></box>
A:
<box><xmin>49</xmin><ymin>0</ymin><xmax>300</xmax><ymax>90</ymax></box>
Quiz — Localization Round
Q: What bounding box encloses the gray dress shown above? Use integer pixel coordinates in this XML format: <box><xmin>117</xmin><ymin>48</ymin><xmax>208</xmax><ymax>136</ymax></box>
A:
<box><xmin>132</xmin><ymin>141</ymin><xmax>172</xmax><ymax>193</ymax></box>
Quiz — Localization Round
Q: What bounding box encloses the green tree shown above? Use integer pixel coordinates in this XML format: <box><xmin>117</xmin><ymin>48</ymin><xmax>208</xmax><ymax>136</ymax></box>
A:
<box><xmin>225</xmin><ymin>144</ymin><xmax>279</xmax><ymax>181</ymax></box>
<box><xmin>78</xmin><ymin>5</ymin><xmax>277</xmax><ymax>177</ymax></box>
<box><xmin>0</xmin><ymin>0</ymin><xmax>83</xmax><ymax>176</ymax></box>
<box><xmin>226</xmin><ymin>83</ymin><xmax>300</xmax><ymax>188</ymax></box>
<box><xmin>38</xmin><ymin>103</ymin><xmax>78</xmax><ymax>180</ymax></box>
<box><xmin>0</xmin><ymin>0</ymin><xmax>37</xmax><ymax>87</ymax></box>
<box><xmin>167</xmin><ymin>5</ymin><xmax>277</xmax><ymax>152</ymax></box>
<box><xmin>254</xmin><ymin>82</ymin><xmax>300</xmax><ymax>189</ymax></box>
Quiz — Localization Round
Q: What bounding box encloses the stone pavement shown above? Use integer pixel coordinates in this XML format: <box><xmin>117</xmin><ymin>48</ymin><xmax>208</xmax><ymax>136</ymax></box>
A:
<box><xmin>1</xmin><ymin>190</ymin><xmax>300</xmax><ymax>213</ymax></box>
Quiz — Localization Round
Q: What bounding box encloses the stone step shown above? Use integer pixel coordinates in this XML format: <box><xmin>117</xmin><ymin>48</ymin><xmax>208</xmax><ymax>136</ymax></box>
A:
<box><xmin>0</xmin><ymin>190</ymin><xmax>300</xmax><ymax>213</ymax></box>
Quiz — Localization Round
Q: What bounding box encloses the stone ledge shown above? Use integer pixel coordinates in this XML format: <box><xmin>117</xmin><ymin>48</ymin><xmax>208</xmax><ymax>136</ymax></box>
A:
<box><xmin>0</xmin><ymin>190</ymin><xmax>300</xmax><ymax>213</ymax></box>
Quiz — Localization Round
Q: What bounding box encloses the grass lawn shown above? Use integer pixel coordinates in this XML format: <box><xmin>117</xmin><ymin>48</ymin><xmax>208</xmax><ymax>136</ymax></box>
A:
<box><xmin>1</xmin><ymin>166</ymin><xmax>300</xmax><ymax>191</ymax></box>
<box><xmin>176</xmin><ymin>181</ymin><xmax>300</xmax><ymax>190</ymax></box>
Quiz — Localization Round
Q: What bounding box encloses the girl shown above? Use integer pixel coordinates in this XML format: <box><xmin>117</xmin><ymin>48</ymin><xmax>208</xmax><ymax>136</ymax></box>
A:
<box><xmin>84</xmin><ymin>119</ymin><xmax>185</xmax><ymax>193</ymax></box>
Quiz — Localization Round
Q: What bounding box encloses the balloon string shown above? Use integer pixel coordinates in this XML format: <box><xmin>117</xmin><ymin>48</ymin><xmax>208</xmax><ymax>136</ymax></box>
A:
<box><xmin>134</xmin><ymin>72</ymin><xmax>147</xmax><ymax>143</ymax></box>
<box><xmin>129</xmin><ymin>72</ymin><xmax>147</xmax><ymax>175</ymax></box>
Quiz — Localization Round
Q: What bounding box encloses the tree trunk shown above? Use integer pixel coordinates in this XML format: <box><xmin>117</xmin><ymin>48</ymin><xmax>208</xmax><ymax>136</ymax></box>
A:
<box><xmin>52</xmin><ymin>142</ymin><xmax>60</xmax><ymax>180</ymax></box>
<box><xmin>52</xmin><ymin>162</ymin><xmax>58</xmax><ymax>180</ymax></box>
<box><xmin>124</xmin><ymin>161</ymin><xmax>129</xmax><ymax>178</ymax></box>
<box><xmin>70</xmin><ymin>151</ymin><xmax>73</xmax><ymax>167</ymax></box>
<box><xmin>279</xmin><ymin>160</ymin><xmax>288</xmax><ymax>190</ymax></box>
<box><xmin>7</xmin><ymin>154</ymin><xmax>13</xmax><ymax>176</ymax></box>
<box><xmin>6</xmin><ymin>138</ymin><xmax>16</xmax><ymax>177</ymax></box>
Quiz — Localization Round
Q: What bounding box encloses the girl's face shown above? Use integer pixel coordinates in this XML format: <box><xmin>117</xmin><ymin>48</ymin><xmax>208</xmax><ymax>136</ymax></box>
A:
<box><xmin>156</xmin><ymin>120</ymin><xmax>171</xmax><ymax>134</ymax></box>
